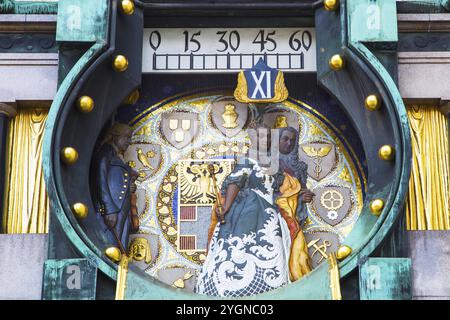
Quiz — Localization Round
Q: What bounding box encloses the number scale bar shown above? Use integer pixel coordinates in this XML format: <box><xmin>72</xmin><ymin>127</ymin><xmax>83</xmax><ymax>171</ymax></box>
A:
<box><xmin>152</xmin><ymin>52</ymin><xmax>305</xmax><ymax>72</ymax></box>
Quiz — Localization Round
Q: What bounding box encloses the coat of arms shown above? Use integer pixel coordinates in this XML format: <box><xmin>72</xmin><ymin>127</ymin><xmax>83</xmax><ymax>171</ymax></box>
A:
<box><xmin>299</xmin><ymin>142</ymin><xmax>337</xmax><ymax>181</ymax></box>
<box><xmin>160</xmin><ymin>112</ymin><xmax>200</xmax><ymax>149</ymax></box>
<box><xmin>210</xmin><ymin>99</ymin><xmax>248</xmax><ymax>137</ymax></box>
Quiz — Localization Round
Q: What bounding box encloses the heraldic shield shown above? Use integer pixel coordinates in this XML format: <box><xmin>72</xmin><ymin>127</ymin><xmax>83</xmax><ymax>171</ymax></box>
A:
<box><xmin>210</xmin><ymin>99</ymin><xmax>248</xmax><ymax>137</ymax></box>
<box><xmin>124</xmin><ymin>143</ymin><xmax>162</xmax><ymax>179</ymax></box>
<box><xmin>310</xmin><ymin>185</ymin><xmax>353</xmax><ymax>226</ymax></box>
<box><xmin>160</xmin><ymin>112</ymin><xmax>200</xmax><ymax>149</ymax></box>
<box><xmin>299</xmin><ymin>142</ymin><xmax>337</xmax><ymax>181</ymax></box>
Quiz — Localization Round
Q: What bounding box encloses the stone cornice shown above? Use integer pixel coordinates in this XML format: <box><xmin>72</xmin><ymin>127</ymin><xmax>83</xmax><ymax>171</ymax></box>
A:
<box><xmin>1</xmin><ymin>12</ymin><xmax>450</xmax><ymax>34</ymax></box>
<box><xmin>0</xmin><ymin>14</ymin><xmax>56</xmax><ymax>33</ymax></box>
<box><xmin>398</xmin><ymin>13</ymin><xmax>450</xmax><ymax>32</ymax></box>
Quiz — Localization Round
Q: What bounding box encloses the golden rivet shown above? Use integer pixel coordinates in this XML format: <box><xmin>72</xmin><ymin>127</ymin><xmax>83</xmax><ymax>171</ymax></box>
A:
<box><xmin>77</xmin><ymin>96</ymin><xmax>95</xmax><ymax>113</ymax></box>
<box><xmin>72</xmin><ymin>203</ymin><xmax>88</xmax><ymax>219</ymax></box>
<box><xmin>329</xmin><ymin>54</ymin><xmax>345</xmax><ymax>71</ymax></box>
<box><xmin>324</xmin><ymin>0</ymin><xmax>339</xmax><ymax>11</ymax></box>
<box><xmin>105</xmin><ymin>247</ymin><xmax>121</xmax><ymax>263</ymax></box>
<box><xmin>61</xmin><ymin>147</ymin><xmax>78</xmax><ymax>165</ymax></box>
<box><xmin>113</xmin><ymin>55</ymin><xmax>129</xmax><ymax>72</ymax></box>
<box><xmin>123</xmin><ymin>89</ymin><xmax>140</xmax><ymax>105</ymax></box>
<box><xmin>378</xmin><ymin>145</ymin><xmax>395</xmax><ymax>161</ymax></box>
<box><xmin>365</xmin><ymin>94</ymin><xmax>380</xmax><ymax>111</ymax></box>
<box><xmin>120</xmin><ymin>0</ymin><xmax>135</xmax><ymax>15</ymax></box>
<box><xmin>336</xmin><ymin>245</ymin><xmax>352</xmax><ymax>260</ymax></box>
<box><xmin>370</xmin><ymin>199</ymin><xmax>385</xmax><ymax>216</ymax></box>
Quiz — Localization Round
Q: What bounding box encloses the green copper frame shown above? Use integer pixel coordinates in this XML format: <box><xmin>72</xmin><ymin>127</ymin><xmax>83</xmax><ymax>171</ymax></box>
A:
<box><xmin>43</xmin><ymin>0</ymin><xmax>411</xmax><ymax>299</ymax></box>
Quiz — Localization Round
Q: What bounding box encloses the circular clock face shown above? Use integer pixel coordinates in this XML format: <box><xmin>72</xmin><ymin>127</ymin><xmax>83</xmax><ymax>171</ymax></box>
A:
<box><xmin>119</xmin><ymin>92</ymin><xmax>365</xmax><ymax>290</ymax></box>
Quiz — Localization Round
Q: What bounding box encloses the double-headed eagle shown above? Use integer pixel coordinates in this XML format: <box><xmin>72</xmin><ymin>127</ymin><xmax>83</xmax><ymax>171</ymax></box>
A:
<box><xmin>179</xmin><ymin>163</ymin><xmax>223</xmax><ymax>204</ymax></box>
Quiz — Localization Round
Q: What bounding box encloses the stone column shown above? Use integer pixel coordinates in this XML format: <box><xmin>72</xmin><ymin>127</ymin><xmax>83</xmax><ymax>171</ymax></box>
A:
<box><xmin>0</xmin><ymin>102</ymin><xmax>17</xmax><ymax>228</ymax></box>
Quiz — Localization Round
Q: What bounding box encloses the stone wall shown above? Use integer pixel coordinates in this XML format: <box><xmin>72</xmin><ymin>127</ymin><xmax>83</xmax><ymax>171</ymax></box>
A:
<box><xmin>0</xmin><ymin>234</ymin><xmax>48</xmax><ymax>299</ymax></box>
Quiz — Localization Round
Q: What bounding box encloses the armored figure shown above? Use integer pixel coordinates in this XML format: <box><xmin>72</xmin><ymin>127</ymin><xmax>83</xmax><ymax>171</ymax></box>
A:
<box><xmin>92</xmin><ymin>123</ymin><xmax>139</xmax><ymax>252</ymax></box>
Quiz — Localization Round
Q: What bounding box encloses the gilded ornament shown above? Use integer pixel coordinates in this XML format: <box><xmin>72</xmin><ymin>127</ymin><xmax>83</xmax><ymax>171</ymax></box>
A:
<box><xmin>129</xmin><ymin>237</ymin><xmax>152</xmax><ymax>263</ymax></box>
<box><xmin>172</xmin><ymin>278</ymin><xmax>185</xmax><ymax>289</ymax></box>
<box><xmin>309</xmin><ymin>123</ymin><xmax>323</xmax><ymax>136</ymax></box>
<box><xmin>113</xmin><ymin>55</ymin><xmax>129</xmax><ymax>72</ymax></box>
<box><xmin>159</xmin><ymin>206</ymin><xmax>169</xmax><ymax>215</ymax></box>
<box><xmin>61</xmin><ymin>147</ymin><xmax>78</xmax><ymax>165</ymax></box>
<box><xmin>137</xmin><ymin>148</ymin><xmax>154</xmax><ymax>169</ymax></box>
<box><xmin>163</xmin><ymin>183</ymin><xmax>172</xmax><ymax>193</ymax></box>
<box><xmin>218</xmin><ymin>144</ymin><xmax>229</xmax><ymax>153</ymax></box>
<box><xmin>234</xmin><ymin>70</ymin><xmax>289</xmax><ymax>103</ymax></box>
<box><xmin>365</xmin><ymin>94</ymin><xmax>380</xmax><ymax>111</ymax></box>
<box><xmin>329</xmin><ymin>54</ymin><xmax>345</xmax><ymax>71</ymax></box>
<box><xmin>105</xmin><ymin>247</ymin><xmax>122</xmax><ymax>262</ymax></box>
<box><xmin>128</xmin><ymin>160</ymin><xmax>136</xmax><ymax>168</ymax></box>
<box><xmin>327</xmin><ymin>253</ymin><xmax>342</xmax><ymax>300</ymax></box>
<box><xmin>196</xmin><ymin>150</ymin><xmax>206</xmax><ymax>159</ymax></box>
<box><xmin>120</xmin><ymin>0</ymin><xmax>135</xmax><ymax>15</ymax></box>
<box><xmin>378</xmin><ymin>145</ymin><xmax>395</xmax><ymax>161</ymax></box>
<box><xmin>324</xmin><ymin>0</ymin><xmax>339</xmax><ymax>11</ymax></box>
<box><xmin>115</xmin><ymin>255</ymin><xmax>129</xmax><ymax>300</ymax></box>
<box><xmin>274</xmin><ymin>115</ymin><xmax>288</xmax><ymax>128</ymax></box>
<box><xmin>339</xmin><ymin>166</ymin><xmax>352</xmax><ymax>183</ymax></box>
<box><xmin>72</xmin><ymin>202</ymin><xmax>88</xmax><ymax>219</ymax></box>
<box><xmin>123</xmin><ymin>89</ymin><xmax>140</xmax><ymax>105</ymax></box>
<box><xmin>370</xmin><ymin>199</ymin><xmax>384</xmax><ymax>216</ymax></box>
<box><xmin>320</xmin><ymin>189</ymin><xmax>344</xmax><ymax>221</ymax></box>
<box><xmin>302</xmin><ymin>144</ymin><xmax>333</xmax><ymax>179</ymax></box>
<box><xmin>167</xmin><ymin>227</ymin><xmax>177</xmax><ymax>236</ymax></box>
<box><xmin>161</xmin><ymin>196</ymin><xmax>170</xmax><ymax>204</ymax></box>
<box><xmin>77</xmin><ymin>96</ymin><xmax>95</xmax><ymax>113</ymax></box>
<box><xmin>221</xmin><ymin>104</ymin><xmax>239</xmax><ymax>129</ymax></box>
<box><xmin>138</xmin><ymin>171</ymin><xmax>146</xmax><ymax>178</ymax></box>
<box><xmin>172</xmin><ymin>272</ymin><xmax>194</xmax><ymax>289</ymax></box>
<box><xmin>336</xmin><ymin>245</ymin><xmax>352</xmax><ymax>260</ymax></box>
<box><xmin>307</xmin><ymin>238</ymin><xmax>331</xmax><ymax>263</ymax></box>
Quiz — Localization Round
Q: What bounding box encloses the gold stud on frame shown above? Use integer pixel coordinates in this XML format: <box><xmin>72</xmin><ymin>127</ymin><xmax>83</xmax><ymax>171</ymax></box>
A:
<box><xmin>324</xmin><ymin>0</ymin><xmax>339</xmax><ymax>11</ymax></box>
<box><xmin>113</xmin><ymin>55</ymin><xmax>129</xmax><ymax>72</ymax></box>
<box><xmin>77</xmin><ymin>96</ymin><xmax>95</xmax><ymax>113</ymax></box>
<box><xmin>72</xmin><ymin>203</ymin><xmax>88</xmax><ymax>219</ymax></box>
<box><xmin>105</xmin><ymin>247</ymin><xmax>122</xmax><ymax>263</ymax></box>
<box><xmin>378</xmin><ymin>145</ymin><xmax>395</xmax><ymax>161</ymax></box>
<box><xmin>336</xmin><ymin>245</ymin><xmax>352</xmax><ymax>260</ymax></box>
<box><xmin>329</xmin><ymin>54</ymin><xmax>345</xmax><ymax>71</ymax></box>
<box><xmin>61</xmin><ymin>147</ymin><xmax>78</xmax><ymax>165</ymax></box>
<box><xmin>370</xmin><ymin>199</ymin><xmax>385</xmax><ymax>217</ymax></box>
<box><xmin>120</xmin><ymin>0</ymin><xmax>135</xmax><ymax>15</ymax></box>
<box><xmin>365</xmin><ymin>94</ymin><xmax>380</xmax><ymax>111</ymax></box>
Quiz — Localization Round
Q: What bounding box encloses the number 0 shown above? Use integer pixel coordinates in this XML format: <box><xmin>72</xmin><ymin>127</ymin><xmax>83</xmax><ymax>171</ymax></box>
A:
<box><xmin>149</xmin><ymin>31</ymin><xmax>161</xmax><ymax>51</ymax></box>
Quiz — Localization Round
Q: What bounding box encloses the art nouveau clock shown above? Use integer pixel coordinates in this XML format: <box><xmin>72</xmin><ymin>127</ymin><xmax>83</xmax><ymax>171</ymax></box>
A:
<box><xmin>42</xmin><ymin>0</ymin><xmax>410</xmax><ymax>300</ymax></box>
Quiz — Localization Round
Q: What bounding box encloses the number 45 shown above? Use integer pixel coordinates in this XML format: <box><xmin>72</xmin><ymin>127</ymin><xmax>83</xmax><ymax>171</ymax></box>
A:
<box><xmin>253</xmin><ymin>30</ymin><xmax>277</xmax><ymax>52</ymax></box>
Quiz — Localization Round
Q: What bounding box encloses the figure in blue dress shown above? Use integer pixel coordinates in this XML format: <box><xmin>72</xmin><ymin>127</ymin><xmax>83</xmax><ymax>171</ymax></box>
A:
<box><xmin>196</xmin><ymin>126</ymin><xmax>315</xmax><ymax>297</ymax></box>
